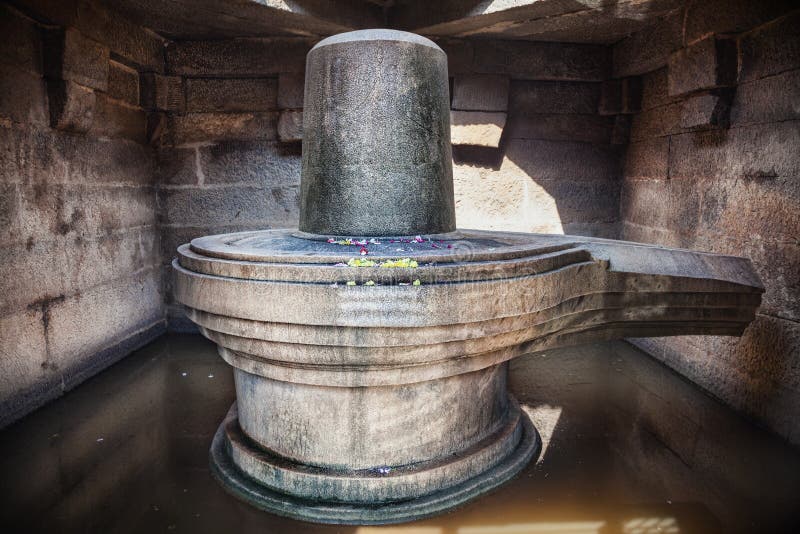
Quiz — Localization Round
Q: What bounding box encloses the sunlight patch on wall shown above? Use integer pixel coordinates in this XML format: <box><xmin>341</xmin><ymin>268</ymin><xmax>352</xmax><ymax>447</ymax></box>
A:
<box><xmin>453</xmin><ymin>156</ymin><xmax>564</xmax><ymax>234</ymax></box>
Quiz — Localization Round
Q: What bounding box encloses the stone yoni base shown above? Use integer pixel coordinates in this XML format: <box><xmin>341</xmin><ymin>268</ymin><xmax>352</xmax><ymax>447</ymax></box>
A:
<box><xmin>209</xmin><ymin>403</ymin><xmax>541</xmax><ymax>525</ymax></box>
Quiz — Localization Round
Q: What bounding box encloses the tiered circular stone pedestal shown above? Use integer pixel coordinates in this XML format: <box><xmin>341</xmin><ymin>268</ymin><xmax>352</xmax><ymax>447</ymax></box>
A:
<box><xmin>174</xmin><ymin>229</ymin><xmax>762</xmax><ymax>524</ymax></box>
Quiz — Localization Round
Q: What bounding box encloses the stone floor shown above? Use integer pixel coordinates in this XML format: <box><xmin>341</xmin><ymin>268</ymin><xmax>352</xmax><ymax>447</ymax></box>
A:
<box><xmin>0</xmin><ymin>335</ymin><xmax>798</xmax><ymax>533</ymax></box>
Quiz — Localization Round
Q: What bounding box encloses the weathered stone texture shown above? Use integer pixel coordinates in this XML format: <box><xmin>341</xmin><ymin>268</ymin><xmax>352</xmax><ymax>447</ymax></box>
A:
<box><xmin>598</xmin><ymin>77</ymin><xmax>642</xmax><ymax>115</ymax></box>
<box><xmin>2</xmin><ymin>228</ymin><xmax>159</xmax><ymax>315</ymax></box>
<box><xmin>629</xmin><ymin>101</ymin><xmax>682</xmax><ymax>141</ymax></box>
<box><xmin>75</xmin><ymin>0</ymin><xmax>165</xmax><ymax>73</ymax></box>
<box><xmin>613</xmin><ymin>10</ymin><xmax>683</xmax><ymax>78</ymax></box>
<box><xmin>159</xmin><ymin>185</ymin><xmax>298</xmax><ymax>228</ymax></box>
<box><xmin>199</xmin><ymin>141</ymin><xmax>301</xmax><ymax>186</ymax></box>
<box><xmin>680</xmin><ymin>92</ymin><xmax>731</xmax><ymax>129</ymax></box>
<box><xmin>0</xmin><ymin>63</ymin><xmax>48</xmax><ymax>125</ymax></box>
<box><xmin>739</xmin><ymin>11</ymin><xmax>800</xmax><ymax>83</ymax></box>
<box><xmin>0</xmin><ymin>0</ymin><xmax>166</xmax><ymax>431</ymax></box>
<box><xmin>473</xmin><ymin>40</ymin><xmax>610</xmax><ymax>81</ymax></box>
<box><xmin>186</xmin><ymin>78</ymin><xmax>278</xmax><ymax>112</ymax></box>
<box><xmin>684</xmin><ymin>0</ymin><xmax>798</xmax><ymax>44</ymax></box>
<box><xmin>106</xmin><ymin>60</ymin><xmax>139</xmax><ymax>106</ymax></box>
<box><xmin>0</xmin><ymin>122</ymin><xmax>155</xmax><ymax>187</ymax></box>
<box><xmin>166</xmin><ymin>38</ymin><xmax>313</xmax><ymax>76</ymax></box>
<box><xmin>43</xmin><ymin>27</ymin><xmax>110</xmax><ymax>91</ymax></box>
<box><xmin>47</xmin><ymin>80</ymin><xmax>95</xmax><ymax>133</ymax></box>
<box><xmin>732</xmin><ymin>69</ymin><xmax>800</xmax><ymax>126</ymax></box>
<box><xmin>167</xmin><ymin>112</ymin><xmax>278</xmax><ymax>145</ymax></box>
<box><xmin>505</xmin><ymin>114</ymin><xmax>613</xmax><ymax>145</ymax></box>
<box><xmin>624</xmin><ymin>138</ymin><xmax>670</xmax><ymax>181</ymax></box>
<box><xmin>0</xmin><ymin>3</ymin><xmax>43</xmax><ymax>74</ymax></box>
<box><xmin>619</xmin><ymin>4</ymin><xmax>800</xmax><ymax>446</ymax></box>
<box><xmin>667</xmin><ymin>36</ymin><xmax>737</xmax><ymax>97</ymax></box>
<box><xmin>140</xmin><ymin>73</ymin><xmax>184</xmax><ymax>112</ymax></box>
<box><xmin>640</xmin><ymin>68</ymin><xmax>680</xmax><ymax>111</ymax></box>
<box><xmin>509</xmin><ymin>80</ymin><xmax>600</xmax><ymax>115</ymax></box>
<box><xmin>450</xmin><ymin>110</ymin><xmax>506</xmax><ymax>147</ymax></box>
<box><xmin>452</xmin><ymin>75</ymin><xmax>509</xmax><ymax>111</ymax></box>
<box><xmin>667</xmin><ymin>122</ymin><xmax>800</xmax><ymax>181</ymax></box>
<box><xmin>90</xmin><ymin>93</ymin><xmax>147</xmax><ymax>142</ymax></box>
<box><xmin>277</xmin><ymin>73</ymin><xmax>305</xmax><ymax>109</ymax></box>
<box><xmin>277</xmin><ymin>110</ymin><xmax>303</xmax><ymax>143</ymax></box>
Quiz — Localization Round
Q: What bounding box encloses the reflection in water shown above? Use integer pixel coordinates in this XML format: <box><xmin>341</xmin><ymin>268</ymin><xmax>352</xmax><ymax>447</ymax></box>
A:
<box><xmin>0</xmin><ymin>335</ymin><xmax>798</xmax><ymax>533</ymax></box>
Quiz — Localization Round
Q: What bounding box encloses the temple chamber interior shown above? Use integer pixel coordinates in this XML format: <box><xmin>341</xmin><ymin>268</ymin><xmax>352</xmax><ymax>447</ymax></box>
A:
<box><xmin>1</xmin><ymin>1</ymin><xmax>799</xmax><ymax>532</ymax></box>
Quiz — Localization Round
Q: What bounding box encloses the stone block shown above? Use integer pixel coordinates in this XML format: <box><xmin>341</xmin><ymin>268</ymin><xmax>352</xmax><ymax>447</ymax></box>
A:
<box><xmin>504</xmin><ymin>139</ymin><xmax>620</xmax><ymax>183</ymax></box>
<box><xmin>0</xmin><ymin>122</ymin><xmax>154</xmax><ymax>187</ymax></box>
<box><xmin>13</xmin><ymin>182</ymin><xmax>156</xmax><ymax>244</ymax></box>
<box><xmin>140</xmin><ymin>73</ymin><xmax>184</xmax><ymax>112</ymax></box>
<box><xmin>620</xmin><ymin>179</ymin><xmax>700</xmax><ymax>238</ymax></box>
<box><xmin>106</xmin><ymin>60</ymin><xmax>139</xmax><ymax>106</ymax></box>
<box><xmin>157</xmin><ymin>147</ymin><xmax>198</xmax><ymax>186</ymax></box>
<box><xmin>505</xmin><ymin>114</ymin><xmax>613</xmax><ymax>145</ymax></box>
<box><xmin>509</xmin><ymin>81</ymin><xmax>600</xmax><ymax>115</ymax></box>
<box><xmin>639</xmin><ymin>68</ymin><xmax>680</xmax><ymax>111</ymax></box>
<box><xmin>159</xmin><ymin>184</ymin><xmax>298</xmax><ymax>227</ymax></box>
<box><xmin>562</xmin><ymin>222</ymin><xmax>620</xmax><ymax>239</ymax></box>
<box><xmin>186</xmin><ymin>78</ymin><xmax>278</xmax><ymax>112</ymax></box>
<box><xmin>667</xmin><ymin>36</ymin><xmax>738</xmax><ymax>97</ymax></box>
<box><xmin>613</xmin><ymin>10</ymin><xmax>683</xmax><ymax>78</ymax></box>
<box><xmin>450</xmin><ymin>111</ymin><xmax>506</xmax><ymax>147</ymax></box>
<box><xmin>624</xmin><ymin>138</ymin><xmax>669</xmax><ymax>180</ymax></box>
<box><xmin>277</xmin><ymin>110</ymin><xmax>303</xmax><ymax>143</ymax></box>
<box><xmin>198</xmin><ymin>141</ymin><xmax>301</xmax><ymax>185</ymax></box>
<box><xmin>629</xmin><ymin>101</ymin><xmax>683</xmax><ymax>141</ymax></box>
<box><xmin>474</xmin><ymin>40</ymin><xmax>609</xmax><ymax>81</ymax></box>
<box><xmin>45</xmin><ymin>269</ymin><xmax>163</xmax><ymax>370</ymax></box>
<box><xmin>0</xmin><ymin>63</ymin><xmax>48</xmax><ymax>125</ymax></box>
<box><xmin>684</xmin><ymin>0</ymin><xmax>796</xmax><ymax>44</ymax></box>
<box><xmin>43</xmin><ymin>27</ymin><xmax>109</xmax><ymax>91</ymax></box>
<box><xmin>693</xmin><ymin>175</ymin><xmax>800</xmax><ymax>251</ymax></box>
<box><xmin>598</xmin><ymin>77</ymin><xmax>642</xmax><ymax>115</ymax></box>
<box><xmin>452</xmin><ymin>75</ymin><xmax>509</xmax><ymax>112</ymax></box>
<box><xmin>732</xmin><ymin>69</ymin><xmax>800</xmax><ymax>126</ymax></box>
<box><xmin>611</xmin><ymin>115</ymin><xmax>631</xmax><ymax>145</ymax></box>
<box><xmin>2</xmin><ymin>228</ymin><xmax>159</xmax><ymax>315</ymax></box>
<box><xmin>680</xmin><ymin>92</ymin><xmax>731</xmax><ymax>130</ymax></box>
<box><xmin>541</xmin><ymin>179</ymin><xmax>620</xmax><ymax>224</ymax></box>
<box><xmin>47</xmin><ymin>80</ymin><xmax>95</xmax><ymax>133</ymax></box>
<box><xmin>167</xmin><ymin>112</ymin><xmax>278</xmax><ymax>145</ymax></box>
<box><xmin>166</xmin><ymin>38</ymin><xmax>313</xmax><ymax>77</ymax></box>
<box><xmin>75</xmin><ymin>0</ymin><xmax>165</xmax><ymax>73</ymax></box>
<box><xmin>739</xmin><ymin>11</ymin><xmax>800</xmax><ymax>83</ymax></box>
<box><xmin>668</xmin><ymin>122</ymin><xmax>800</xmax><ymax>181</ymax></box>
<box><xmin>0</xmin><ymin>4</ymin><xmax>43</xmax><ymax>74</ymax></box>
<box><xmin>146</xmin><ymin>112</ymin><xmax>167</xmax><ymax>146</ymax></box>
<box><xmin>433</xmin><ymin>38</ymin><xmax>474</xmax><ymax>75</ymax></box>
<box><xmin>277</xmin><ymin>73</ymin><xmax>305</xmax><ymax>109</ymax></box>
<box><xmin>0</xmin><ymin>308</ymin><xmax>47</xmax><ymax>411</ymax></box>
<box><xmin>621</xmin><ymin>221</ymin><xmax>690</xmax><ymax>249</ymax></box>
<box><xmin>90</xmin><ymin>93</ymin><xmax>146</xmax><ymax>143</ymax></box>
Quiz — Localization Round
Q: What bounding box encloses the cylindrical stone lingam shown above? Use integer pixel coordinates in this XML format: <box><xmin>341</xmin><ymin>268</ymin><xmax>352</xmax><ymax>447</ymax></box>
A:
<box><xmin>173</xmin><ymin>28</ymin><xmax>763</xmax><ymax>525</ymax></box>
<box><xmin>299</xmin><ymin>30</ymin><xmax>456</xmax><ymax>236</ymax></box>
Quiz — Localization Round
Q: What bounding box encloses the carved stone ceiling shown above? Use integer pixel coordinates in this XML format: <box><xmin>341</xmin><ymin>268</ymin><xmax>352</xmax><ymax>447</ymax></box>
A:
<box><xmin>104</xmin><ymin>0</ymin><xmax>683</xmax><ymax>43</ymax></box>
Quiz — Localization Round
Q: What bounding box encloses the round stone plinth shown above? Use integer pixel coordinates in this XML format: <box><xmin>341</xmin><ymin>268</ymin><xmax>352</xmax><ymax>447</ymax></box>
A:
<box><xmin>210</xmin><ymin>403</ymin><xmax>541</xmax><ymax>525</ymax></box>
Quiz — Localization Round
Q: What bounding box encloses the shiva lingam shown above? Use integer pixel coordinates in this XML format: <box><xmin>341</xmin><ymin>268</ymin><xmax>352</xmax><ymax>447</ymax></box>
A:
<box><xmin>173</xmin><ymin>29</ymin><xmax>763</xmax><ymax>524</ymax></box>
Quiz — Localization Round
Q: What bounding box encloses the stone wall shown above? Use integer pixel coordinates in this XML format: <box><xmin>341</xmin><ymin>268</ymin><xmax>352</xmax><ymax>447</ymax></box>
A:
<box><xmin>0</xmin><ymin>1</ymin><xmax>166</xmax><ymax>426</ymax></box>
<box><xmin>614</xmin><ymin>2</ymin><xmax>800</xmax><ymax>445</ymax></box>
<box><xmin>442</xmin><ymin>39</ymin><xmax>622</xmax><ymax>237</ymax></box>
<box><xmin>154</xmin><ymin>38</ymin><xmax>310</xmax><ymax>329</ymax></box>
